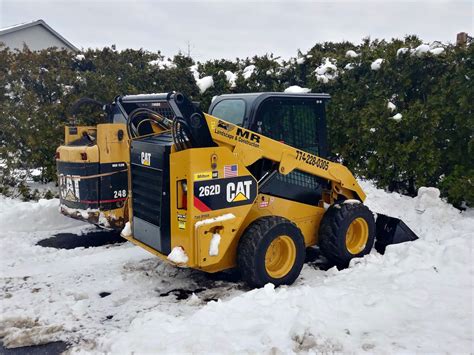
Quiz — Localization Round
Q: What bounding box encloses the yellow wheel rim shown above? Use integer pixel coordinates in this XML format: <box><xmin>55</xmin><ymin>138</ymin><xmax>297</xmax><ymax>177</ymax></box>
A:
<box><xmin>265</xmin><ymin>235</ymin><xmax>296</xmax><ymax>279</ymax></box>
<box><xmin>345</xmin><ymin>217</ymin><xmax>369</xmax><ymax>254</ymax></box>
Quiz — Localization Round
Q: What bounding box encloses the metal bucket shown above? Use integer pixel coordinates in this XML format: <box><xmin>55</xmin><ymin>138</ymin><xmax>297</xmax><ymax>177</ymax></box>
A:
<box><xmin>375</xmin><ymin>214</ymin><xmax>419</xmax><ymax>254</ymax></box>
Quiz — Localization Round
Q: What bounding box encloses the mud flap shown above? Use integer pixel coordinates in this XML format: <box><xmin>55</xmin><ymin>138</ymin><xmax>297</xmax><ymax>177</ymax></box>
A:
<box><xmin>375</xmin><ymin>214</ymin><xmax>419</xmax><ymax>254</ymax></box>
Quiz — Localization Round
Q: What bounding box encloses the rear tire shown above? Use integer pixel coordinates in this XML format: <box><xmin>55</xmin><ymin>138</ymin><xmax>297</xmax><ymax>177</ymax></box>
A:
<box><xmin>237</xmin><ymin>216</ymin><xmax>305</xmax><ymax>288</ymax></box>
<box><xmin>319</xmin><ymin>202</ymin><xmax>375</xmax><ymax>268</ymax></box>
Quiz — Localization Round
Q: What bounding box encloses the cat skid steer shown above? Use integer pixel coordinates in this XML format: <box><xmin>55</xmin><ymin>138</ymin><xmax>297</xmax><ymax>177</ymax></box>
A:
<box><xmin>56</xmin><ymin>95</ymin><xmax>173</xmax><ymax>230</ymax></box>
<box><xmin>121</xmin><ymin>92</ymin><xmax>418</xmax><ymax>287</ymax></box>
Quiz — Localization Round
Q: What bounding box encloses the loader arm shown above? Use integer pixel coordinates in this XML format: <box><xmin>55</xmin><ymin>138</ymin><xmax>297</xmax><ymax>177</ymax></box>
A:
<box><xmin>203</xmin><ymin>114</ymin><xmax>366</xmax><ymax>202</ymax></box>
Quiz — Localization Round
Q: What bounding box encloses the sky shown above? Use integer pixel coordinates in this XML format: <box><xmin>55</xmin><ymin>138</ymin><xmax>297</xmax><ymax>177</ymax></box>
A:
<box><xmin>1</xmin><ymin>0</ymin><xmax>472</xmax><ymax>61</ymax></box>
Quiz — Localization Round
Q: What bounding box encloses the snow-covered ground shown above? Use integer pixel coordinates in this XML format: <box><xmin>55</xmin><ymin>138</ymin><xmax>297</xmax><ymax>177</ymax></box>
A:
<box><xmin>0</xmin><ymin>181</ymin><xmax>472</xmax><ymax>353</ymax></box>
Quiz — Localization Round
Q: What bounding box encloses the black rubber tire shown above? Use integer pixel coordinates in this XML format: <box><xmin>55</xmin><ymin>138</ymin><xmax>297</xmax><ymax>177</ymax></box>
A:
<box><xmin>319</xmin><ymin>202</ymin><xmax>375</xmax><ymax>268</ymax></box>
<box><xmin>237</xmin><ymin>216</ymin><xmax>306</xmax><ymax>288</ymax></box>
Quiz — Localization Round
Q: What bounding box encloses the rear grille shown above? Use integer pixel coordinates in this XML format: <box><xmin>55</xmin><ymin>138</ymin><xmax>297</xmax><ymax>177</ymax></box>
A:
<box><xmin>131</xmin><ymin>164</ymin><xmax>162</xmax><ymax>226</ymax></box>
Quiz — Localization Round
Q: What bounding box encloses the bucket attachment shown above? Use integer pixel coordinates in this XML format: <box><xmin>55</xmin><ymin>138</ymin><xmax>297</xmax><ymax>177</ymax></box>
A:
<box><xmin>375</xmin><ymin>214</ymin><xmax>419</xmax><ymax>254</ymax></box>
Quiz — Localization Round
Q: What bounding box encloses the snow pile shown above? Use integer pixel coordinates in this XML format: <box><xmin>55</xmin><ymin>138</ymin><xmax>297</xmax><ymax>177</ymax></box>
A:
<box><xmin>167</xmin><ymin>246</ymin><xmax>189</xmax><ymax>265</ymax></box>
<box><xmin>345</xmin><ymin>50</ymin><xmax>359</xmax><ymax>58</ymax></box>
<box><xmin>370</xmin><ymin>58</ymin><xmax>383</xmax><ymax>71</ymax></box>
<box><xmin>284</xmin><ymin>85</ymin><xmax>311</xmax><ymax>93</ymax></box>
<box><xmin>242</xmin><ymin>65</ymin><xmax>256</xmax><ymax>79</ymax></box>
<box><xmin>314</xmin><ymin>58</ymin><xmax>338</xmax><ymax>83</ymax></box>
<box><xmin>390</xmin><ymin>113</ymin><xmax>403</xmax><ymax>121</ymax></box>
<box><xmin>224</xmin><ymin>70</ymin><xmax>237</xmax><ymax>87</ymax></box>
<box><xmin>1</xmin><ymin>182</ymin><xmax>473</xmax><ymax>353</ymax></box>
<box><xmin>208</xmin><ymin>233</ymin><xmax>221</xmax><ymax>256</ymax></box>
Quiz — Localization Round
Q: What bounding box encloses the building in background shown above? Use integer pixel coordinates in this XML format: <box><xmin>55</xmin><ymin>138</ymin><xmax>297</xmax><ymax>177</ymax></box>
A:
<box><xmin>0</xmin><ymin>19</ymin><xmax>78</xmax><ymax>52</ymax></box>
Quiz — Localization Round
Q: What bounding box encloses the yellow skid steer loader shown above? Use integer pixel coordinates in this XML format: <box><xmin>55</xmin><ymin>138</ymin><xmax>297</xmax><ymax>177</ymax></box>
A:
<box><xmin>118</xmin><ymin>92</ymin><xmax>418</xmax><ymax>287</ymax></box>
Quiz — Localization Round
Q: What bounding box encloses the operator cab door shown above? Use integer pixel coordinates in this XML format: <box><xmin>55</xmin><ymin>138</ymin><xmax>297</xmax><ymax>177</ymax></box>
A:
<box><xmin>251</xmin><ymin>97</ymin><xmax>329</xmax><ymax>206</ymax></box>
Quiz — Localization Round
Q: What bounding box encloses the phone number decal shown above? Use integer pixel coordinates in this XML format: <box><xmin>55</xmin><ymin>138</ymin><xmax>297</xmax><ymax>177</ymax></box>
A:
<box><xmin>295</xmin><ymin>150</ymin><xmax>330</xmax><ymax>171</ymax></box>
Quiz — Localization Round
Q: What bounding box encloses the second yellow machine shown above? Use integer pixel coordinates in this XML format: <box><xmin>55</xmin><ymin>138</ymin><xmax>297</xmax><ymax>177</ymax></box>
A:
<box><xmin>121</xmin><ymin>92</ymin><xmax>418</xmax><ymax>287</ymax></box>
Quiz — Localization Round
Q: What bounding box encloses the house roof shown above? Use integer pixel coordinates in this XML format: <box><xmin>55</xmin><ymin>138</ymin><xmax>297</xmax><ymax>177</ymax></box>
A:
<box><xmin>0</xmin><ymin>19</ymin><xmax>79</xmax><ymax>52</ymax></box>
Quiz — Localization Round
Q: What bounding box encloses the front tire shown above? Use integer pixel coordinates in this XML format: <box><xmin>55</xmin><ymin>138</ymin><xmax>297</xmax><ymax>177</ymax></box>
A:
<box><xmin>319</xmin><ymin>202</ymin><xmax>375</xmax><ymax>268</ymax></box>
<box><xmin>237</xmin><ymin>216</ymin><xmax>306</xmax><ymax>288</ymax></box>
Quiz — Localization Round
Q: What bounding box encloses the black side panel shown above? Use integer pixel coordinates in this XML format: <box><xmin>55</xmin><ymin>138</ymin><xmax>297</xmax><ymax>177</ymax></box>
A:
<box><xmin>130</xmin><ymin>135</ymin><xmax>172</xmax><ymax>254</ymax></box>
<box><xmin>99</xmin><ymin>162</ymin><xmax>128</xmax><ymax>210</ymax></box>
<box><xmin>57</xmin><ymin>161</ymin><xmax>99</xmax><ymax>209</ymax></box>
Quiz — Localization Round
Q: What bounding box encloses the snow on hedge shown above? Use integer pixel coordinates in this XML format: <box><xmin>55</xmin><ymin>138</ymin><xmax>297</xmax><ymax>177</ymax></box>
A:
<box><xmin>224</xmin><ymin>70</ymin><xmax>237</xmax><ymax>87</ymax></box>
<box><xmin>390</xmin><ymin>113</ymin><xmax>403</xmax><ymax>121</ymax></box>
<box><xmin>189</xmin><ymin>65</ymin><xmax>214</xmax><ymax>93</ymax></box>
<box><xmin>284</xmin><ymin>85</ymin><xmax>311</xmax><ymax>93</ymax></box>
<box><xmin>387</xmin><ymin>101</ymin><xmax>396</xmax><ymax>112</ymax></box>
<box><xmin>242</xmin><ymin>65</ymin><xmax>256</xmax><ymax>79</ymax></box>
<box><xmin>149</xmin><ymin>57</ymin><xmax>177</xmax><ymax>69</ymax></box>
<box><xmin>315</xmin><ymin>58</ymin><xmax>338</xmax><ymax>83</ymax></box>
<box><xmin>345</xmin><ymin>50</ymin><xmax>359</xmax><ymax>58</ymax></box>
<box><xmin>370</xmin><ymin>58</ymin><xmax>383</xmax><ymax>71</ymax></box>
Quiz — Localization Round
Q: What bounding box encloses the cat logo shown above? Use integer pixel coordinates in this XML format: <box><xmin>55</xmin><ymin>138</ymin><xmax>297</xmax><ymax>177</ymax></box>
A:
<box><xmin>141</xmin><ymin>152</ymin><xmax>151</xmax><ymax>166</ymax></box>
<box><xmin>226</xmin><ymin>180</ymin><xmax>253</xmax><ymax>203</ymax></box>
<box><xmin>59</xmin><ymin>175</ymin><xmax>81</xmax><ymax>202</ymax></box>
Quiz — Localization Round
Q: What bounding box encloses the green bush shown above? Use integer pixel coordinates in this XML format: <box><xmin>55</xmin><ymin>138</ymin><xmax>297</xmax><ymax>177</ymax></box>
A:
<box><xmin>0</xmin><ymin>38</ymin><xmax>472</xmax><ymax>208</ymax></box>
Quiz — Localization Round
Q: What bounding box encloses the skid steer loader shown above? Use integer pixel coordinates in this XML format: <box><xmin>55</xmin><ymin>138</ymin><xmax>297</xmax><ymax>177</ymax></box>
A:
<box><xmin>56</xmin><ymin>95</ymin><xmax>174</xmax><ymax>229</ymax></box>
<box><xmin>119</xmin><ymin>92</ymin><xmax>418</xmax><ymax>287</ymax></box>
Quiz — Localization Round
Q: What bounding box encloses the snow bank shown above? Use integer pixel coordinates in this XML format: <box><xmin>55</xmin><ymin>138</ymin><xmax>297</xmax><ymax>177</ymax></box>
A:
<box><xmin>284</xmin><ymin>85</ymin><xmax>311</xmax><ymax>93</ymax></box>
<box><xmin>314</xmin><ymin>58</ymin><xmax>338</xmax><ymax>83</ymax></box>
<box><xmin>370</xmin><ymin>58</ymin><xmax>383</xmax><ymax>71</ymax></box>
<box><xmin>345</xmin><ymin>50</ymin><xmax>359</xmax><ymax>58</ymax></box>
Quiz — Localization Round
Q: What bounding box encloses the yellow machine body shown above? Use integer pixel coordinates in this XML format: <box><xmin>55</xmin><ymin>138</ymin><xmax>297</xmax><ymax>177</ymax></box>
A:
<box><xmin>123</xmin><ymin>112</ymin><xmax>366</xmax><ymax>273</ymax></box>
<box><xmin>56</xmin><ymin>123</ymin><xmax>130</xmax><ymax>229</ymax></box>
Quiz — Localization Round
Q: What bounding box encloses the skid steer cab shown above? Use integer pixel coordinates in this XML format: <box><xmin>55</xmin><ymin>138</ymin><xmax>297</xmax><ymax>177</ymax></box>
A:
<box><xmin>56</xmin><ymin>94</ymin><xmax>174</xmax><ymax>229</ymax></box>
<box><xmin>122</xmin><ymin>92</ymin><xmax>418</xmax><ymax>288</ymax></box>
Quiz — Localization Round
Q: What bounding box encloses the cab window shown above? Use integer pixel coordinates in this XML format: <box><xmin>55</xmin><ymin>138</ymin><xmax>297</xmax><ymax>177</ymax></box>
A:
<box><xmin>255</xmin><ymin>97</ymin><xmax>320</xmax><ymax>155</ymax></box>
<box><xmin>210</xmin><ymin>99</ymin><xmax>246</xmax><ymax>125</ymax></box>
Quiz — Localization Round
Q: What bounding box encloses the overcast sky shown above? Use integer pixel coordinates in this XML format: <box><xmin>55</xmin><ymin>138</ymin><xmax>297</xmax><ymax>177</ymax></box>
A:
<box><xmin>1</xmin><ymin>0</ymin><xmax>472</xmax><ymax>61</ymax></box>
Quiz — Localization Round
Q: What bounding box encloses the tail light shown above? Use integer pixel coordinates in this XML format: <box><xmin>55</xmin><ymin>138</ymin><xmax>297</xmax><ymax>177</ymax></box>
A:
<box><xmin>80</xmin><ymin>152</ymin><xmax>87</xmax><ymax>160</ymax></box>
<box><xmin>55</xmin><ymin>151</ymin><xmax>60</xmax><ymax>160</ymax></box>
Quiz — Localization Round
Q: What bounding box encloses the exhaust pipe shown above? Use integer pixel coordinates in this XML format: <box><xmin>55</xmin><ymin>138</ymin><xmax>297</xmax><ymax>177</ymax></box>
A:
<box><xmin>375</xmin><ymin>214</ymin><xmax>419</xmax><ymax>254</ymax></box>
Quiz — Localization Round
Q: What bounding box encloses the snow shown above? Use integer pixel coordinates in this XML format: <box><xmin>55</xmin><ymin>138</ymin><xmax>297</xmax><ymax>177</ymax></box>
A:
<box><xmin>396</xmin><ymin>47</ymin><xmax>409</xmax><ymax>56</ymax></box>
<box><xmin>315</xmin><ymin>58</ymin><xmax>338</xmax><ymax>83</ymax></box>
<box><xmin>209</xmin><ymin>233</ymin><xmax>221</xmax><ymax>256</ymax></box>
<box><xmin>390</xmin><ymin>113</ymin><xmax>403</xmax><ymax>121</ymax></box>
<box><xmin>345</xmin><ymin>50</ymin><xmax>359</xmax><ymax>58</ymax></box>
<box><xmin>194</xmin><ymin>213</ymin><xmax>235</xmax><ymax>228</ymax></box>
<box><xmin>430</xmin><ymin>47</ymin><xmax>445</xmax><ymax>55</ymax></box>
<box><xmin>343</xmin><ymin>199</ymin><xmax>360</xmax><ymax>204</ymax></box>
<box><xmin>284</xmin><ymin>85</ymin><xmax>311</xmax><ymax>93</ymax></box>
<box><xmin>1</xmin><ymin>182</ymin><xmax>473</xmax><ymax>353</ymax></box>
<box><xmin>412</xmin><ymin>44</ymin><xmax>430</xmax><ymax>57</ymax></box>
<box><xmin>224</xmin><ymin>70</ymin><xmax>237</xmax><ymax>87</ymax></box>
<box><xmin>370</xmin><ymin>58</ymin><xmax>383</xmax><ymax>71</ymax></box>
<box><xmin>242</xmin><ymin>65</ymin><xmax>256</xmax><ymax>79</ymax></box>
<box><xmin>120</xmin><ymin>221</ymin><xmax>132</xmax><ymax>238</ymax></box>
<box><xmin>344</xmin><ymin>63</ymin><xmax>355</xmax><ymax>70</ymax></box>
<box><xmin>75</xmin><ymin>54</ymin><xmax>85</xmax><ymax>61</ymax></box>
<box><xmin>387</xmin><ymin>101</ymin><xmax>396</xmax><ymax>111</ymax></box>
<box><xmin>167</xmin><ymin>246</ymin><xmax>189</xmax><ymax>265</ymax></box>
<box><xmin>149</xmin><ymin>58</ymin><xmax>177</xmax><ymax>69</ymax></box>
<box><xmin>189</xmin><ymin>64</ymin><xmax>200</xmax><ymax>80</ymax></box>
<box><xmin>296</xmin><ymin>57</ymin><xmax>305</xmax><ymax>64</ymax></box>
<box><xmin>195</xmin><ymin>76</ymin><xmax>214</xmax><ymax>94</ymax></box>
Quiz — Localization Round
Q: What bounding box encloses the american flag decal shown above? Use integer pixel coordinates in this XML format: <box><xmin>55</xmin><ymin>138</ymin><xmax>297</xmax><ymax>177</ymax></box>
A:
<box><xmin>224</xmin><ymin>164</ymin><xmax>238</xmax><ymax>178</ymax></box>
